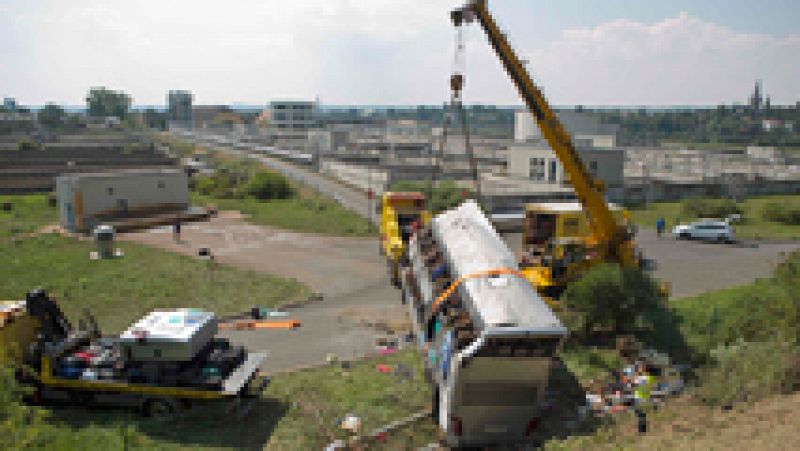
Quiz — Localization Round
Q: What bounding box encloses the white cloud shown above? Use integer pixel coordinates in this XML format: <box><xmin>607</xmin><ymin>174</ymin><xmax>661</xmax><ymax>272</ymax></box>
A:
<box><xmin>520</xmin><ymin>12</ymin><xmax>800</xmax><ymax>105</ymax></box>
<box><xmin>0</xmin><ymin>3</ymin><xmax>797</xmax><ymax>106</ymax></box>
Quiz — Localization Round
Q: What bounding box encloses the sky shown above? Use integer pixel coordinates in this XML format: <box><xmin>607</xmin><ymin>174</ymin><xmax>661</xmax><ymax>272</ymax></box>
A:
<box><xmin>1</xmin><ymin>0</ymin><xmax>798</xmax><ymax>107</ymax></box>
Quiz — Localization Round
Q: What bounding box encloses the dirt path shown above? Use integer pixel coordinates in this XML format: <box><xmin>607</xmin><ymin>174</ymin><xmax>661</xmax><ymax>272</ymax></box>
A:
<box><xmin>553</xmin><ymin>392</ymin><xmax>800</xmax><ymax>450</ymax></box>
<box><xmin>121</xmin><ymin>212</ymin><xmax>406</xmax><ymax>373</ymax></box>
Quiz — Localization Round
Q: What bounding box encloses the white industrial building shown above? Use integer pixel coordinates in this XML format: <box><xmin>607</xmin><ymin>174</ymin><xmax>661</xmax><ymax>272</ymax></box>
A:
<box><xmin>269</xmin><ymin>100</ymin><xmax>318</xmax><ymax>130</ymax></box>
<box><xmin>514</xmin><ymin>109</ymin><xmax>619</xmax><ymax>148</ymax></box>
<box><xmin>56</xmin><ymin>169</ymin><xmax>189</xmax><ymax>232</ymax></box>
<box><xmin>507</xmin><ymin>143</ymin><xmax>625</xmax><ymax>202</ymax></box>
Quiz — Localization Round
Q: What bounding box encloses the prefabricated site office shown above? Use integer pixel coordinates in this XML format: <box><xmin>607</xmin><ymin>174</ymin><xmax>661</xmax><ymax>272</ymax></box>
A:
<box><xmin>56</xmin><ymin>169</ymin><xmax>189</xmax><ymax>232</ymax></box>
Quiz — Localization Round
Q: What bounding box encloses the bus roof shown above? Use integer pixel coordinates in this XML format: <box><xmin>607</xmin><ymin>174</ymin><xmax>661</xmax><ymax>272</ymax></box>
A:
<box><xmin>432</xmin><ymin>201</ymin><xmax>566</xmax><ymax>335</ymax></box>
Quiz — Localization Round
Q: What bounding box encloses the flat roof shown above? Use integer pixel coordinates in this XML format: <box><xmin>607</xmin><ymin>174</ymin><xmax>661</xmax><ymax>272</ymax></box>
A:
<box><xmin>57</xmin><ymin>168</ymin><xmax>183</xmax><ymax>180</ymax></box>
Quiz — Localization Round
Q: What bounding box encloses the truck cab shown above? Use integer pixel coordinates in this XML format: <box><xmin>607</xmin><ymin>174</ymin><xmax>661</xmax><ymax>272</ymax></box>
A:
<box><xmin>379</xmin><ymin>191</ymin><xmax>431</xmax><ymax>286</ymax></box>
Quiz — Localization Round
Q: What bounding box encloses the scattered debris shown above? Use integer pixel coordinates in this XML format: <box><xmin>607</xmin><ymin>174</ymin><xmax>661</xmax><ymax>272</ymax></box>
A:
<box><xmin>250</xmin><ymin>306</ymin><xmax>288</xmax><ymax>319</ymax></box>
<box><xmin>376</xmin><ymin>364</ymin><xmax>392</xmax><ymax>374</ymax></box>
<box><xmin>217</xmin><ymin>319</ymin><xmax>300</xmax><ymax>330</ymax></box>
<box><xmin>340</xmin><ymin>413</ymin><xmax>361</xmax><ymax>433</ymax></box>
<box><xmin>582</xmin><ymin>348</ymin><xmax>686</xmax><ymax>418</ymax></box>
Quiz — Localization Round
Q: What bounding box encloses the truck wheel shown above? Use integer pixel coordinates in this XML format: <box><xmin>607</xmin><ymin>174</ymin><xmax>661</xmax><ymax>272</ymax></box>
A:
<box><xmin>142</xmin><ymin>398</ymin><xmax>177</xmax><ymax>418</ymax></box>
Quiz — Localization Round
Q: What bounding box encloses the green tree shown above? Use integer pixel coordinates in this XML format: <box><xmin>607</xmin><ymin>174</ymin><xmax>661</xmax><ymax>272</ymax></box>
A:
<box><xmin>562</xmin><ymin>263</ymin><xmax>663</xmax><ymax>336</ymax></box>
<box><xmin>86</xmin><ymin>87</ymin><xmax>131</xmax><ymax>119</ymax></box>
<box><xmin>37</xmin><ymin>103</ymin><xmax>65</xmax><ymax>129</ymax></box>
<box><xmin>243</xmin><ymin>171</ymin><xmax>294</xmax><ymax>200</ymax></box>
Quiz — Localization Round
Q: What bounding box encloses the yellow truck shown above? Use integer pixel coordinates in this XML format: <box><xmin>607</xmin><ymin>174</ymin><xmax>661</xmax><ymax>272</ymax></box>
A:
<box><xmin>379</xmin><ymin>192</ymin><xmax>431</xmax><ymax>287</ymax></box>
<box><xmin>2</xmin><ymin>289</ymin><xmax>268</xmax><ymax>417</ymax></box>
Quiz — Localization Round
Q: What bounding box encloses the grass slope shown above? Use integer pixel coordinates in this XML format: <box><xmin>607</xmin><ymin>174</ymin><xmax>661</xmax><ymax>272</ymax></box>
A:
<box><xmin>0</xmin><ymin>234</ymin><xmax>309</xmax><ymax>332</ymax></box>
<box><xmin>0</xmin><ymin>194</ymin><xmax>58</xmax><ymax>239</ymax></box>
<box><xmin>192</xmin><ymin>190</ymin><xmax>375</xmax><ymax>237</ymax></box>
<box><xmin>628</xmin><ymin>194</ymin><xmax>800</xmax><ymax>240</ymax></box>
<box><xmin>9</xmin><ymin>351</ymin><xmax>432</xmax><ymax>450</ymax></box>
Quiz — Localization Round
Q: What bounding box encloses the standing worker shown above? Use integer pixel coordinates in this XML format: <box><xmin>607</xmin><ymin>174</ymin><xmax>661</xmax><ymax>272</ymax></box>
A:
<box><xmin>655</xmin><ymin>217</ymin><xmax>665</xmax><ymax>238</ymax></box>
<box><xmin>173</xmin><ymin>221</ymin><xmax>182</xmax><ymax>243</ymax></box>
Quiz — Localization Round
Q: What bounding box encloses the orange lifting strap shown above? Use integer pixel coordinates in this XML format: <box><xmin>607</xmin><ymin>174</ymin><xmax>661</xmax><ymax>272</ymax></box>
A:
<box><xmin>431</xmin><ymin>267</ymin><xmax>528</xmax><ymax>314</ymax></box>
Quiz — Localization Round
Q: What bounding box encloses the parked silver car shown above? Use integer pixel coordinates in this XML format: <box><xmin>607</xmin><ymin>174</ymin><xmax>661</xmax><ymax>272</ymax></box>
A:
<box><xmin>672</xmin><ymin>220</ymin><xmax>734</xmax><ymax>243</ymax></box>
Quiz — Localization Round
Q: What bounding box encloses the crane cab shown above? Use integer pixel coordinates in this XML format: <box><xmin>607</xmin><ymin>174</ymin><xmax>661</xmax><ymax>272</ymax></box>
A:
<box><xmin>520</xmin><ymin>202</ymin><xmax>629</xmax><ymax>301</ymax></box>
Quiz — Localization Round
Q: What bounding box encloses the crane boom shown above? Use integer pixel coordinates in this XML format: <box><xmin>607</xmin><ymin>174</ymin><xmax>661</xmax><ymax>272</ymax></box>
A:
<box><xmin>453</xmin><ymin>0</ymin><xmax>636</xmax><ymax>266</ymax></box>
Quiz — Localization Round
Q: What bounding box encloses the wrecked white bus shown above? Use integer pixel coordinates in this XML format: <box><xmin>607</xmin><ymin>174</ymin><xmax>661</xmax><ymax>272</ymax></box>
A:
<box><xmin>401</xmin><ymin>201</ymin><xmax>568</xmax><ymax>447</ymax></box>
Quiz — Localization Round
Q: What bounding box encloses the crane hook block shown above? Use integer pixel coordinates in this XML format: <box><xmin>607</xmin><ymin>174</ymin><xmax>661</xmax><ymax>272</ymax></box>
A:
<box><xmin>450</xmin><ymin>74</ymin><xmax>464</xmax><ymax>93</ymax></box>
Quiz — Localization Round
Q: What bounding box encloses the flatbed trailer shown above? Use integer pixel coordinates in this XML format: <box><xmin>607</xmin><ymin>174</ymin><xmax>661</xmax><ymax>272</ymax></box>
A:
<box><xmin>4</xmin><ymin>290</ymin><xmax>268</xmax><ymax>417</ymax></box>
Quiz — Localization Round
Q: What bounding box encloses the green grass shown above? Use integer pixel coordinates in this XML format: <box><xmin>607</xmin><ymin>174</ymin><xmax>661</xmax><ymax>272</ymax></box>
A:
<box><xmin>5</xmin><ymin>350</ymin><xmax>433</xmax><ymax>450</ymax></box>
<box><xmin>192</xmin><ymin>191</ymin><xmax>376</xmax><ymax>237</ymax></box>
<box><xmin>560</xmin><ymin>347</ymin><xmax>623</xmax><ymax>387</ymax></box>
<box><xmin>0</xmin><ymin>234</ymin><xmax>310</xmax><ymax>333</ymax></box>
<box><xmin>628</xmin><ymin>194</ymin><xmax>800</xmax><ymax>240</ymax></box>
<box><xmin>0</xmin><ymin>194</ymin><xmax>58</xmax><ymax>239</ymax></box>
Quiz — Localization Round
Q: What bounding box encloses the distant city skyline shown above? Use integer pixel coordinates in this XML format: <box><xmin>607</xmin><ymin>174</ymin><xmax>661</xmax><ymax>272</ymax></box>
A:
<box><xmin>1</xmin><ymin>1</ymin><xmax>798</xmax><ymax>106</ymax></box>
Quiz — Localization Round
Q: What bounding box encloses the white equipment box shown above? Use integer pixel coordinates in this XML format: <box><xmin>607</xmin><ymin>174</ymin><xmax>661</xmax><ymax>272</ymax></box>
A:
<box><xmin>118</xmin><ymin>309</ymin><xmax>217</xmax><ymax>362</ymax></box>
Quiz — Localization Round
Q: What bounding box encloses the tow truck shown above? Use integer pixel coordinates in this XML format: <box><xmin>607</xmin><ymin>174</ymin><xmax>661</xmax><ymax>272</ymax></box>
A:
<box><xmin>1</xmin><ymin>289</ymin><xmax>268</xmax><ymax>416</ymax></box>
<box><xmin>379</xmin><ymin>191</ymin><xmax>431</xmax><ymax>287</ymax></box>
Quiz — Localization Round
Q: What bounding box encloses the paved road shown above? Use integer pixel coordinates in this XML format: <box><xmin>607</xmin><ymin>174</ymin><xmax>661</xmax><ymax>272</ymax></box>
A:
<box><xmin>122</xmin><ymin>213</ymin><xmax>403</xmax><ymax>374</ymax></box>
<box><xmin>503</xmin><ymin>229</ymin><xmax>799</xmax><ymax>299</ymax></box>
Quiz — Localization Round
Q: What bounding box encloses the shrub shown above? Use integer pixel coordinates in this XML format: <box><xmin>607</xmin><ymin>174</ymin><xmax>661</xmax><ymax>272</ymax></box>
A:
<box><xmin>16</xmin><ymin>138</ymin><xmax>39</xmax><ymax>151</ymax></box>
<box><xmin>243</xmin><ymin>171</ymin><xmax>294</xmax><ymax>201</ymax></box>
<box><xmin>562</xmin><ymin>263</ymin><xmax>664</xmax><ymax>336</ymax></box>
<box><xmin>681</xmin><ymin>197</ymin><xmax>742</xmax><ymax>218</ymax></box>
<box><xmin>762</xmin><ymin>202</ymin><xmax>800</xmax><ymax>225</ymax></box>
<box><xmin>695</xmin><ymin>340</ymin><xmax>800</xmax><ymax>407</ymax></box>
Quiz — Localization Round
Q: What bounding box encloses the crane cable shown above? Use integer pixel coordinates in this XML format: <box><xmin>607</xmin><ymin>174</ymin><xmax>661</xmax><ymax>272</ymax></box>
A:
<box><xmin>430</xmin><ymin>22</ymin><xmax>482</xmax><ymax>208</ymax></box>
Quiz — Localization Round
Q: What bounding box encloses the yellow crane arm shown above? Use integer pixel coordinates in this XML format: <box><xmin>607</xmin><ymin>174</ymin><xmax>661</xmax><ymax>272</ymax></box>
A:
<box><xmin>453</xmin><ymin>1</ymin><xmax>635</xmax><ymax>266</ymax></box>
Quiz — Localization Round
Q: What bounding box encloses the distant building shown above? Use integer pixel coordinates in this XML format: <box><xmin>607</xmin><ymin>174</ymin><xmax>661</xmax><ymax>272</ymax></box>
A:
<box><xmin>2</xmin><ymin>98</ymin><xmax>16</xmax><ymax>111</ymax></box>
<box><xmin>507</xmin><ymin>142</ymin><xmax>625</xmax><ymax>202</ymax></box>
<box><xmin>167</xmin><ymin>90</ymin><xmax>193</xmax><ymax>123</ymax></box>
<box><xmin>269</xmin><ymin>100</ymin><xmax>318</xmax><ymax>130</ymax></box>
<box><xmin>749</xmin><ymin>80</ymin><xmax>763</xmax><ymax>111</ymax></box>
<box><xmin>191</xmin><ymin>105</ymin><xmax>233</xmax><ymax>129</ymax></box>
<box><xmin>514</xmin><ymin>109</ymin><xmax>618</xmax><ymax>147</ymax></box>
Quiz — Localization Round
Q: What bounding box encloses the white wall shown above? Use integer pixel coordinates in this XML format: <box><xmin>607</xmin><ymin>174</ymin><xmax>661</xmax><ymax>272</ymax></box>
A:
<box><xmin>72</xmin><ymin>171</ymin><xmax>188</xmax><ymax>224</ymax></box>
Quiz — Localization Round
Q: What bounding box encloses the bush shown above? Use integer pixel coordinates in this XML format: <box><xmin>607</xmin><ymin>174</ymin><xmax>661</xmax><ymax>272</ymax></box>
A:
<box><xmin>562</xmin><ymin>263</ymin><xmax>664</xmax><ymax>336</ymax></box>
<box><xmin>243</xmin><ymin>171</ymin><xmax>294</xmax><ymax>200</ymax></box>
<box><xmin>681</xmin><ymin>197</ymin><xmax>742</xmax><ymax>218</ymax></box>
<box><xmin>762</xmin><ymin>202</ymin><xmax>800</xmax><ymax>225</ymax></box>
<box><xmin>16</xmin><ymin>138</ymin><xmax>39</xmax><ymax>152</ymax></box>
<box><xmin>695</xmin><ymin>340</ymin><xmax>799</xmax><ymax>407</ymax></box>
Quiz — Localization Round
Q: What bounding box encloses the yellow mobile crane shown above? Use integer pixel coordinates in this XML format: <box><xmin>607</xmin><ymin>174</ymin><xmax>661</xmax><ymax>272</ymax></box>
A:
<box><xmin>452</xmin><ymin>1</ymin><xmax>641</xmax><ymax>298</ymax></box>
